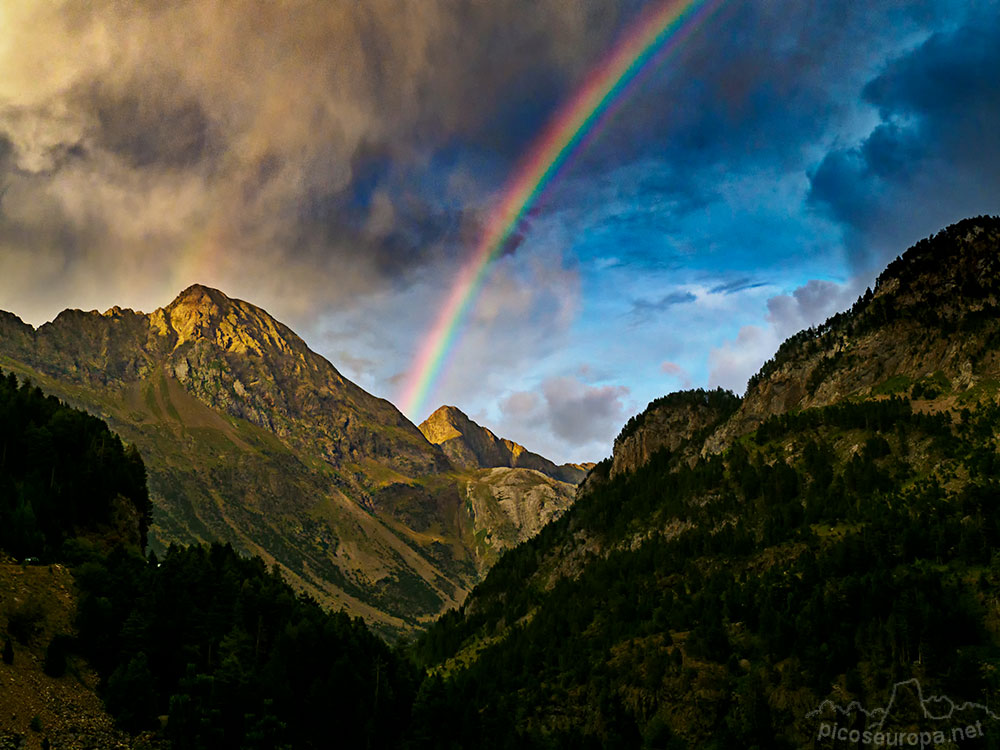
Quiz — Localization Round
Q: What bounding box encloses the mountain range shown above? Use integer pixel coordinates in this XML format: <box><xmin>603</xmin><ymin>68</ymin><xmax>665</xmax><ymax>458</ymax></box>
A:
<box><xmin>3</xmin><ymin>216</ymin><xmax>1000</xmax><ymax>747</ymax></box>
<box><xmin>0</xmin><ymin>284</ymin><xmax>583</xmax><ymax>635</ymax></box>
<box><xmin>414</xmin><ymin>216</ymin><xmax>1000</xmax><ymax>747</ymax></box>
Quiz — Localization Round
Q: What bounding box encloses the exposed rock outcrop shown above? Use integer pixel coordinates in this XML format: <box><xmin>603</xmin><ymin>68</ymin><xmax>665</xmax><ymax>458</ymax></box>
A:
<box><xmin>463</xmin><ymin>467</ymin><xmax>576</xmax><ymax>569</ymax></box>
<box><xmin>609</xmin><ymin>389</ymin><xmax>740</xmax><ymax>479</ymax></box>
<box><xmin>419</xmin><ymin>405</ymin><xmax>590</xmax><ymax>483</ymax></box>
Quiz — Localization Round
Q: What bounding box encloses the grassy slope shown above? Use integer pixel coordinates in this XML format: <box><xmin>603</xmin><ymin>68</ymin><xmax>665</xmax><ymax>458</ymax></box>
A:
<box><xmin>0</xmin><ymin>358</ymin><xmax>477</xmax><ymax>637</ymax></box>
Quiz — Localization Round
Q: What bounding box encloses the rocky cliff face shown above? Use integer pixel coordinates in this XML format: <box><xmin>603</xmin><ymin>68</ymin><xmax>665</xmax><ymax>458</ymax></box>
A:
<box><xmin>579</xmin><ymin>217</ymin><xmax>1000</xmax><ymax>491</ymax></box>
<box><xmin>577</xmin><ymin>389</ymin><xmax>741</xmax><ymax>497</ymax></box>
<box><xmin>463</xmin><ymin>467</ymin><xmax>576</xmax><ymax>570</ymax></box>
<box><xmin>419</xmin><ymin>405</ymin><xmax>589</xmax><ymax>484</ymax></box>
<box><xmin>18</xmin><ymin>285</ymin><xmax>446</xmax><ymax>480</ymax></box>
<box><xmin>609</xmin><ymin>389</ymin><xmax>741</xmax><ymax>479</ymax></box>
<box><xmin>417</xmin><ymin>405</ymin><xmax>586</xmax><ymax>570</ymax></box>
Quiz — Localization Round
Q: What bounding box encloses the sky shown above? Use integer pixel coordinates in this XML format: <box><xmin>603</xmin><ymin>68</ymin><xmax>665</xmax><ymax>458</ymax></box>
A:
<box><xmin>0</xmin><ymin>0</ymin><xmax>998</xmax><ymax>464</ymax></box>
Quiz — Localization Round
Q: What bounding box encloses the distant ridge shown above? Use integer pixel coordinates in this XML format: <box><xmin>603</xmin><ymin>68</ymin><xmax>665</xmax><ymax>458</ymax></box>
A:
<box><xmin>419</xmin><ymin>404</ymin><xmax>593</xmax><ymax>484</ymax></box>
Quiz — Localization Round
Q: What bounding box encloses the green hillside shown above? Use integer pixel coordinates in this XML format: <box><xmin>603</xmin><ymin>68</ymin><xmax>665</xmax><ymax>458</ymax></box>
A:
<box><xmin>411</xmin><ymin>217</ymin><xmax>1000</xmax><ymax>748</ymax></box>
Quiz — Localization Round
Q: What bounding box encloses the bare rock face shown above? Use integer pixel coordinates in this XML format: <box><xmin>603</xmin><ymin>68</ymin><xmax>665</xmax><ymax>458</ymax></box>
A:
<box><xmin>418</xmin><ymin>406</ymin><xmax>590</xmax><ymax>571</ymax></box>
<box><xmin>610</xmin><ymin>391</ymin><xmax>739</xmax><ymax>479</ymax></box>
<box><xmin>419</xmin><ymin>405</ymin><xmax>589</xmax><ymax>484</ymax></box>
<box><xmin>580</xmin><ymin>389</ymin><xmax>741</xmax><ymax>489</ymax></box>
<box><xmin>9</xmin><ymin>284</ymin><xmax>446</xmax><ymax>479</ymax></box>
<box><xmin>463</xmin><ymin>467</ymin><xmax>576</xmax><ymax>570</ymax></box>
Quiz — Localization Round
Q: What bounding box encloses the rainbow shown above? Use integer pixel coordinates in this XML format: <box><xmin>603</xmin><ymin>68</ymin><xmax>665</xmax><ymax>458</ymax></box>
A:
<box><xmin>398</xmin><ymin>0</ymin><xmax>725</xmax><ymax>419</ymax></box>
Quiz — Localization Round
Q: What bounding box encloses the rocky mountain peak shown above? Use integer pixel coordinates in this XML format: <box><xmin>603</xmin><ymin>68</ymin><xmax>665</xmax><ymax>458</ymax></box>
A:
<box><xmin>419</xmin><ymin>405</ymin><xmax>589</xmax><ymax>484</ymax></box>
<box><xmin>873</xmin><ymin>216</ymin><xmax>1000</xmax><ymax>301</ymax></box>
<box><xmin>701</xmin><ymin>215</ymin><xmax>1000</xmax><ymax>454</ymax></box>
<box><xmin>162</xmin><ymin>284</ymin><xmax>302</xmax><ymax>358</ymax></box>
<box><xmin>420</xmin><ymin>405</ymin><xmax>477</xmax><ymax>445</ymax></box>
<box><xmin>609</xmin><ymin>388</ymin><xmax>742</xmax><ymax>479</ymax></box>
<box><xmin>578</xmin><ymin>388</ymin><xmax>741</xmax><ymax>495</ymax></box>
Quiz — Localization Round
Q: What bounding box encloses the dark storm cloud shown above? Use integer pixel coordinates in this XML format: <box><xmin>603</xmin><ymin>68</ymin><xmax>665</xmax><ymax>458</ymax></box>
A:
<box><xmin>93</xmin><ymin>92</ymin><xmax>213</xmax><ymax>171</ymax></box>
<box><xmin>808</xmin><ymin>11</ymin><xmax>1000</xmax><ymax>270</ymax></box>
<box><xmin>0</xmin><ymin>0</ymin><xmax>968</xmax><ymax>328</ymax></box>
<box><xmin>558</xmin><ymin>0</ymin><xmax>954</xmax><ymax>183</ymax></box>
<box><xmin>0</xmin><ymin>0</ymin><xmax>630</xmax><ymax>324</ymax></box>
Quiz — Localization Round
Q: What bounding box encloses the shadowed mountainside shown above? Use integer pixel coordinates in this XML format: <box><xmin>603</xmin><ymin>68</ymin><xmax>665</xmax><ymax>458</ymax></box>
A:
<box><xmin>413</xmin><ymin>216</ymin><xmax>1000</xmax><ymax>747</ymax></box>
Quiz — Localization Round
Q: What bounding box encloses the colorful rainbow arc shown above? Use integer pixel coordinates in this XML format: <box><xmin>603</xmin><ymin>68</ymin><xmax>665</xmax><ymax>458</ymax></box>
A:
<box><xmin>398</xmin><ymin>0</ymin><xmax>724</xmax><ymax>420</ymax></box>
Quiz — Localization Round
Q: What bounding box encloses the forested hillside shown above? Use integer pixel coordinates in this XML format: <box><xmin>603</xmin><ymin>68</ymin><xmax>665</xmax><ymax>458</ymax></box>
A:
<box><xmin>0</xmin><ymin>371</ymin><xmax>420</xmax><ymax>749</ymax></box>
<box><xmin>412</xmin><ymin>218</ymin><xmax>1000</xmax><ymax>748</ymax></box>
<box><xmin>0</xmin><ymin>370</ymin><xmax>150</xmax><ymax>560</ymax></box>
<box><xmin>6</xmin><ymin>218</ymin><xmax>1000</xmax><ymax>748</ymax></box>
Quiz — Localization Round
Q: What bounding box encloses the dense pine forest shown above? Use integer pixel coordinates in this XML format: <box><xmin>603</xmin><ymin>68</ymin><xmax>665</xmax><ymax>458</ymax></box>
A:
<box><xmin>0</xmin><ymin>370</ymin><xmax>150</xmax><ymax>559</ymax></box>
<box><xmin>413</xmin><ymin>395</ymin><xmax>1000</xmax><ymax>747</ymax></box>
<box><xmin>409</xmin><ymin>219</ymin><xmax>1000</xmax><ymax>748</ymax></box>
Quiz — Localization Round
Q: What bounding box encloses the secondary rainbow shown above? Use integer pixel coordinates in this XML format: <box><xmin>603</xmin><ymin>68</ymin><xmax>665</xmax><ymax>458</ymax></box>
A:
<box><xmin>399</xmin><ymin>0</ymin><xmax>724</xmax><ymax>419</ymax></box>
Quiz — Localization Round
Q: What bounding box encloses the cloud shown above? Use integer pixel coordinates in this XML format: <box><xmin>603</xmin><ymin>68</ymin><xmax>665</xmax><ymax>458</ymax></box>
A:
<box><xmin>541</xmin><ymin>377</ymin><xmax>630</xmax><ymax>444</ymax></box>
<box><xmin>808</xmin><ymin>11</ymin><xmax>1000</xmax><ymax>271</ymax></box>
<box><xmin>708</xmin><ymin>278</ymin><xmax>861</xmax><ymax>394</ymax></box>
<box><xmin>628</xmin><ymin>290</ymin><xmax>696</xmax><ymax>323</ymax></box>
<box><xmin>0</xmin><ymin>0</ymin><xmax>990</xmax><ymax>467</ymax></box>
<box><xmin>0</xmin><ymin>0</ymin><xmax>630</xmax><ymax>326</ymax></box>
<box><xmin>765</xmin><ymin>279</ymin><xmax>859</xmax><ymax>340</ymax></box>
<box><xmin>708</xmin><ymin>324</ymin><xmax>778</xmax><ymax>395</ymax></box>
<box><xmin>492</xmin><ymin>374</ymin><xmax>630</xmax><ymax>463</ymax></box>
<box><xmin>660</xmin><ymin>361</ymin><xmax>692</xmax><ymax>388</ymax></box>
<box><xmin>328</xmin><ymin>350</ymin><xmax>377</xmax><ymax>383</ymax></box>
<box><xmin>708</xmin><ymin>277</ymin><xmax>767</xmax><ymax>295</ymax></box>
<box><xmin>499</xmin><ymin>390</ymin><xmax>543</xmax><ymax>420</ymax></box>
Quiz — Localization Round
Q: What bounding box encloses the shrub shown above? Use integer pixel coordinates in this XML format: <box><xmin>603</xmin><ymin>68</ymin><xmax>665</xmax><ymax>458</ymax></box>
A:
<box><xmin>7</xmin><ymin>596</ymin><xmax>45</xmax><ymax>644</ymax></box>
<box><xmin>44</xmin><ymin>634</ymin><xmax>72</xmax><ymax>677</ymax></box>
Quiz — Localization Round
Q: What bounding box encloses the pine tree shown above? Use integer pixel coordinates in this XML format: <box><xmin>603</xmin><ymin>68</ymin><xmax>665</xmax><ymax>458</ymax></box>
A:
<box><xmin>43</xmin><ymin>635</ymin><xmax>69</xmax><ymax>677</ymax></box>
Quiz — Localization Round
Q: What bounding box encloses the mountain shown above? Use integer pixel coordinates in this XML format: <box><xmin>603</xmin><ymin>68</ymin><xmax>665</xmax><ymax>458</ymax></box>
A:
<box><xmin>413</xmin><ymin>216</ymin><xmax>1000</xmax><ymax>747</ymax></box>
<box><xmin>0</xmin><ymin>284</ymin><xmax>598</xmax><ymax>635</ymax></box>
<box><xmin>577</xmin><ymin>388</ymin><xmax>741</xmax><ymax>497</ymax></box>
<box><xmin>0</xmin><ymin>284</ymin><xmax>475</xmax><ymax>635</ymax></box>
<box><xmin>0</xmin><ymin>371</ymin><xmax>420</xmax><ymax>748</ymax></box>
<box><xmin>419</xmin><ymin>405</ymin><xmax>592</xmax><ymax>483</ymax></box>
<box><xmin>704</xmin><ymin>218</ymin><xmax>1000</xmax><ymax>453</ymax></box>
<box><xmin>419</xmin><ymin>405</ymin><xmax>590</xmax><ymax>569</ymax></box>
